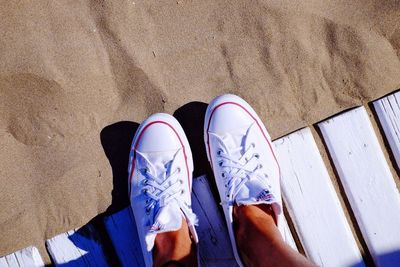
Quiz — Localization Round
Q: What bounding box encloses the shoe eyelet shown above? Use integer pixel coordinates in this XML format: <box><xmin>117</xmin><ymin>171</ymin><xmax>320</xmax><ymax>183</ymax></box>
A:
<box><xmin>181</xmin><ymin>189</ymin><xmax>185</xmax><ymax>195</ymax></box>
<box><xmin>218</xmin><ymin>160</ymin><xmax>224</xmax><ymax>167</ymax></box>
<box><xmin>258</xmin><ymin>164</ymin><xmax>263</xmax><ymax>169</ymax></box>
<box><xmin>177</xmin><ymin>167</ymin><xmax>181</xmax><ymax>173</ymax></box>
<box><xmin>217</xmin><ymin>149</ymin><xmax>223</xmax><ymax>156</ymax></box>
<box><xmin>221</xmin><ymin>172</ymin><xmax>226</xmax><ymax>178</ymax></box>
<box><xmin>254</xmin><ymin>153</ymin><xmax>260</xmax><ymax>159</ymax></box>
<box><xmin>142</xmin><ymin>189</ymin><xmax>147</xmax><ymax>194</ymax></box>
<box><xmin>179</xmin><ymin>179</ymin><xmax>184</xmax><ymax>184</ymax></box>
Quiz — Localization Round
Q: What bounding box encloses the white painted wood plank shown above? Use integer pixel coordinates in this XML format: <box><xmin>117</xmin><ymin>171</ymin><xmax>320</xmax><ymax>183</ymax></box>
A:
<box><xmin>191</xmin><ymin>175</ymin><xmax>238</xmax><ymax>267</ymax></box>
<box><xmin>0</xmin><ymin>254</ymin><xmax>18</xmax><ymax>267</ymax></box>
<box><xmin>103</xmin><ymin>207</ymin><xmax>144</xmax><ymax>267</ymax></box>
<box><xmin>46</xmin><ymin>225</ymin><xmax>108</xmax><ymax>266</ymax></box>
<box><xmin>280</xmin><ymin>212</ymin><xmax>298</xmax><ymax>251</ymax></box>
<box><xmin>273</xmin><ymin>128</ymin><xmax>364</xmax><ymax>267</ymax></box>
<box><xmin>0</xmin><ymin>246</ymin><xmax>44</xmax><ymax>267</ymax></box>
<box><xmin>373</xmin><ymin>92</ymin><xmax>400</xmax><ymax>168</ymax></box>
<box><xmin>319</xmin><ymin>107</ymin><xmax>400</xmax><ymax>267</ymax></box>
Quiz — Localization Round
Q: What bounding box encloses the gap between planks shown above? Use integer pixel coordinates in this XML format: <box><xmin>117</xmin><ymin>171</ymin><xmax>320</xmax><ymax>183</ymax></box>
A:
<box><xmin>0</xmin><ymin>246</ymin><xmax>44</xmax><ymax>267</ymax></box>
<box><xmin>274</xmin><ymin>127</ymin><xmax>364</xmax><ymax>267</ymax></box>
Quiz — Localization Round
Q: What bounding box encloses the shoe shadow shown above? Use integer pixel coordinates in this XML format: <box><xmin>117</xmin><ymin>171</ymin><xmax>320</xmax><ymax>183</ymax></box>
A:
<box><xmin>173</xmin><ymin>102</ymin><xmax>220</xmax><ymax>202</ymax></box>
<box><xmin>46</xmin><ymin>121</ymin><xmax>139</xmax><ymax>266</ymax></box>
<box><xmin>100</xmin><ymin>121</ymin><xmax>139</xmax><ymax>214</ymax></box>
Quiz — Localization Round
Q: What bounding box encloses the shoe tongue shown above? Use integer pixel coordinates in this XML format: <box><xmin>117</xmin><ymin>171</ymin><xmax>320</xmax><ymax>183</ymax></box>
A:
<box><xmin>213</xmin><ymin>122</ymin><xmax>257</xmax><ymax>156</ymax></box>
<box><xmin>213</xmin><ymin>125</ymin><xmax>250</xmax><ymax>157</ymax></box>
<box><xmin>235</xmin><ymin>176</ymin><xmax>277</xmax><ymax>206</ymax></box>
<box><xmin>145</xmin><ymin>201</ymin><xmax>183</xmax><ymax>251</ymax></box>
<box><xmin>223</xmin><ymin>136</ymin><xmax>242</xmax><ymax>159</ymax></box>
<box><xmin>137</xmin><ymin>149</ymin><xmax>181</xmax><ymax>178</ymax></box>
<box><xmin>243</xmin><ymin>123</ymin><xmax>258</xmax><ymax>147</ymax></box>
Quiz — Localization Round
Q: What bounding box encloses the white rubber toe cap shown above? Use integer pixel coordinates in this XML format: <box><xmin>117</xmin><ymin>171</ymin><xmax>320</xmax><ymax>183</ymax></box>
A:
<box><xmin>135</xmin><ymin>113</ymin><xmax>182</xmax><ymax>152</ymax></box>
<box><xmin>205</xmin><ymin>94</ymin><xmax>258</xmax><ymax>133</ymax></box>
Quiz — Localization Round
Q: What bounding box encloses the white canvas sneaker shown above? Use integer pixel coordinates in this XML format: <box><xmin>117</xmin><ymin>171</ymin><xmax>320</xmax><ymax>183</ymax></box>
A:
<box><xmin>128</xmin><ymin>113</ymin><xmax>199</xmax><ymax>267</ymax></box>
<box><xmin>204</xmin><ymin>94</ymin><xmax>286</xmax><ymax>267</ymax></box>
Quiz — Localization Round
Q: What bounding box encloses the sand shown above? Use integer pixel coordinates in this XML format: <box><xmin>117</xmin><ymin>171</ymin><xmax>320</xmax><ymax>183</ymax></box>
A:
<box><xmin>0</xmin><ymin>0</ymin><xmax>400</xmax><ymax>262</ymax></box>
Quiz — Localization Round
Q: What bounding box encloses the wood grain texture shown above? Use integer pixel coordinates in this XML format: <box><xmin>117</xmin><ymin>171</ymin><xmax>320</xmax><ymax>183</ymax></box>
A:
<box><xmin>319</xmin><ymin>107</ymin><xmax>400</xmax><ymax>267</ymax></box>
<box><xmin>191</xmin><ymin>175</ymin><xmax>238</xmax><ymax>267</ymax></box>
<box><xmin>373</xmin><ymin>92</ymin><xmax>400</xmax><ymax>168</ymax></box>
<box><xmin>104</xmin><ymin>207</ymin><xmax>145</xmax><ymax>267</ymax></box>
<box><xmin>104</xmin><ymin>175</ymin><xmax>297</xmax><ymax>266</ymax></box>
<box><xmin>274</xmin><ymin>128</ymin><xmax>364</xmax><ymax>267</ymax></box>
<box><xmin>104</xmin><ymin>175</ymin><xmax>238</xmax><ymax>267</ymax></box>
<box><xmin>280</xmin><ymin>210</ymin><xmax>298</xmax><ymax>251</ymax></box>
<box><xmin>0</xmin><ymin>246</ymin><xmax>44</xmax><ymax>267</ymax></box>
<box><xmin>46</xmin><ymin>225</ymin><xmax>108</xmax><ymax>266</ymax></box>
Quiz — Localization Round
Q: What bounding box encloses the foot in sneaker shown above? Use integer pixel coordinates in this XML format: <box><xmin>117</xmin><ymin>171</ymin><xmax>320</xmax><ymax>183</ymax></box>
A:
<box><xmin>204</xmin><ymin>94</ymin><xmax>285</xmax><ymax>267</ymax></box>
<box><xmin>128</xmin><ymin>113</ymin><xmax>199</xmax><ymax>267</ymax></box>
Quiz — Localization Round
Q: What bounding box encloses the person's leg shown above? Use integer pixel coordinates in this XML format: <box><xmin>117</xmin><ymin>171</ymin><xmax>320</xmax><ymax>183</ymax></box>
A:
<box><xmin>153</xmin><ymin>219</ymin><xmax>197</xmax><ymax>267</ymax></box>
<box><xmin>234</xmin><ymin>204</ymin><xmax>316</xmax><ymax>267</ymax></box>
<box><xmin>152</xmin><ymin>203</ymin><xmax>315</xmax><ymax>267</ymax></box>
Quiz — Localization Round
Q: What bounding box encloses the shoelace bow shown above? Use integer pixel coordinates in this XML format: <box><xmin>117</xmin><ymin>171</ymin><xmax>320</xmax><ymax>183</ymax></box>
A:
<box><xmin>141</xmin><ymin>164</ymin><xmax>184</xmax><ymax>214</ymax></box>
<box><xmin>217</xmin><ymin>142</ymin><xmax>268</xmax><ymax>205</ymax></box>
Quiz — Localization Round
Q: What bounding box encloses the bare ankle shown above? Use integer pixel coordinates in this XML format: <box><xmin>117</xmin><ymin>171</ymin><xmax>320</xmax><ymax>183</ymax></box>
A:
<box><xmin>153</xmin><ymin>219</ymin><xmax>196</xmax><ymax>267</ymax></box>
<box><xmin>234</xmin><ymin>204</ymin><xmax>276</xmax><ymax>223</ymax></box>
<box><xmin>233</xmin><ymin>205</ymin><xmax>284</xmax><ymax>266</ymax></box>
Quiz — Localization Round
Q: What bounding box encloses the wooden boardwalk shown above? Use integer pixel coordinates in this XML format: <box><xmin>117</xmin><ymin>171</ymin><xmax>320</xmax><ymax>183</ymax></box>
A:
<box><xmin>2</xmin><ymin>92</ymin><xmax>400</xmax><ymax>266</ymax></box>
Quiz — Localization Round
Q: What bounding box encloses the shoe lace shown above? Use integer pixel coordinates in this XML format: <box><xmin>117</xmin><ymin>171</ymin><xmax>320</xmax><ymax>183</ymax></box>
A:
<box><xmin>216</xmin><ymin>142</ymin><xmax>266</xmax><ymax>205</ymax></box>
<box><xmin>141</xmin><ymin>163</ymin><xmax>184</xmax><ymax>214</ymax></box>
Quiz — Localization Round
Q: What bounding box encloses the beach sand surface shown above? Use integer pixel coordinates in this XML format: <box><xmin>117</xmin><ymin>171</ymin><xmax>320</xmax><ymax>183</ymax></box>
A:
<box><xmin>0</xmin><ymin>0</ymin><xmax>399</xmax><ymax>262</ymax></box>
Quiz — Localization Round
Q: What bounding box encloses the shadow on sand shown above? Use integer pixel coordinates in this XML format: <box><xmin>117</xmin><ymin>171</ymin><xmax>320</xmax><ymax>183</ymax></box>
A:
<box><xmin>46</xmin><ymin>121</ymin><xmax>139</xmax><ymax>266</ymax></box>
